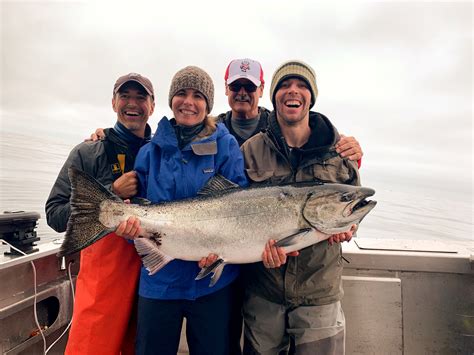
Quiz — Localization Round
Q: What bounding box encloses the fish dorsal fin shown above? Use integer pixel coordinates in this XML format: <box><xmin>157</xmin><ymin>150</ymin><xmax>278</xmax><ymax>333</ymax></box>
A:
<box><xmin>197</xmin><ymin>174</ymin><xmax>240</xmax><ymax>196</ymax></box>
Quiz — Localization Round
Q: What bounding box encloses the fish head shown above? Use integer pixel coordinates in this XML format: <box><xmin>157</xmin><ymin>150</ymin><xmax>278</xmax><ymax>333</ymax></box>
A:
<box><xmin>302</xmin><ymin>183</ymin><xmax>377</xmax><ymax>234</ymax></box>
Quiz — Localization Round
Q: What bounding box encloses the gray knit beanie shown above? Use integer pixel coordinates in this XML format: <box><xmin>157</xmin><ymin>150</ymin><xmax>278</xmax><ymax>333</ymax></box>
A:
<box><xmin>270</xmin><ymin>60</ymin><xmax>318</xmax><ymax>109</ymax></box>
<box><xmin>168</xmin><ymin>66</ymin><xmax>214</xmax><ymax>113</ymax></box>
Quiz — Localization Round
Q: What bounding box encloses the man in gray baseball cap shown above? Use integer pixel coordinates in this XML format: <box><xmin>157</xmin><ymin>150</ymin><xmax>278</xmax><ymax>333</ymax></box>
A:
<box><xmin>46</xmin><ymin>72</ymin><xmax>155</xmax><ymax>354</ymax></box>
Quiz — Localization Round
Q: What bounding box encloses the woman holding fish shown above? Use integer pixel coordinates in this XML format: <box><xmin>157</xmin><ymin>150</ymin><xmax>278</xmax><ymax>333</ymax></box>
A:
<box><xmin>116</xmin><ymin>66</ymin><xmax>248</xmax><ymax>355</ymax></box>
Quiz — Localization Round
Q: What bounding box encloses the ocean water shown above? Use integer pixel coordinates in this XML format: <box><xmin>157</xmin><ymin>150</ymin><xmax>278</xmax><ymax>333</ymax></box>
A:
<box><xmin>0</xmin><ymin>130</ymin><xmax>472</xmax><ymax>245</ymax></box>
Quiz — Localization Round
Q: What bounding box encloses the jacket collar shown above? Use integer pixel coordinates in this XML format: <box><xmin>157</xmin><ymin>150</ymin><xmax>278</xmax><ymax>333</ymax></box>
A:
<box><xmin>105</xmin><ymin>121</ymin><xmax>151</xmax><ymax>154</ymax></box>
<box><xmin>152</xmin><ymin>116</ymin><xmax>220</xmax><ymax>151</ymax></box>
<box><xmin>220</xmin><ymin>107</ymin><xmax>272</xmax><ymax>146</ymax></box>
<box><xmin>267</xmin><ymin>111</ymin><xmax>339</xmax><ymax>161</ymax></box>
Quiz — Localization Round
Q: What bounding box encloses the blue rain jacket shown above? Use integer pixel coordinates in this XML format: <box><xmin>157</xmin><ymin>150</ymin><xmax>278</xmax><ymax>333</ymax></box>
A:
<box><xmin>134</xmin><ymin>117</ymin><xmax>248</xmax><ymax>300</ymax></box>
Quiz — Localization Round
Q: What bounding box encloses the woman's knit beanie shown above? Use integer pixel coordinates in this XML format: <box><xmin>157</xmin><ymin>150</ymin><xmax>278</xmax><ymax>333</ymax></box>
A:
<box><xmin>168</xmin><ymin>66</ymin><xmax>214</xmax><ymax>113</ymax></box>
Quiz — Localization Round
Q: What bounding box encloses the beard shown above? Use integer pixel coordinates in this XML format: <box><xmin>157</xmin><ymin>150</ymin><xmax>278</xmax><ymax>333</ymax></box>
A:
<box><xmin>276</xmin><ymin>107</ymin><xmax>308</xmax><ymax>126</ymax></box>
<box><xmin>118</xmin><ymin>116</ymin><xmax>146</xmax><ymax>134</ymax></box>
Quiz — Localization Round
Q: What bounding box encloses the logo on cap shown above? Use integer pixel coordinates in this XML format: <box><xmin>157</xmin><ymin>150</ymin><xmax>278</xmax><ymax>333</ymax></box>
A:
<box><xmin>240</xmin><ymin>61</ymin><xmax>251</xmax><ymax>72</ymax></box>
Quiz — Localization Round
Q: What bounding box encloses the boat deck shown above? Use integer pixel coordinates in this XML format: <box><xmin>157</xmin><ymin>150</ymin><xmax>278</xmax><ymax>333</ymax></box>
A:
<box><xmin>1</xmin><ymin>237</ymin><xmax>472</xmax><ymax>354</ymax></box>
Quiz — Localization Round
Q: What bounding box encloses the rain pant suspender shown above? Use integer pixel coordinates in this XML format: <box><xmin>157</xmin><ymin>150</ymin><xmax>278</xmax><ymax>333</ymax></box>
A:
<box><xmin>65</xmin><ymin>131</ymin><xmax>141</xmax><ymax>355</ymax></box>
<box><xmin>102</xmin><ymin>135</ymin><xmax>136</xmax><ymax>178</ymax></box>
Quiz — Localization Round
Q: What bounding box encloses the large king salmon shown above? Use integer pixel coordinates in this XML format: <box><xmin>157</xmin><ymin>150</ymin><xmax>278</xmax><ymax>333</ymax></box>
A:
<box><xmin>59</xmin><ymin>168</ymin><xmax>376</xmax><ymax>285</ymax></box>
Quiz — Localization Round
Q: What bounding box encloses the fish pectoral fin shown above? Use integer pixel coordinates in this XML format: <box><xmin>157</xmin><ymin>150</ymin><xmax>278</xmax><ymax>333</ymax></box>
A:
<box><xmin>275</xmin><ymin>228</ymin><xmax>313</xmax><ymax>247</ymax></box>
<box><xmin>134</xmin><ymin>237</ymin><xmax>174</xmax><ymax>275</ymax></box>
<box><xmin>129</xmin><ymin>197</ymin><xmax>152</xmax><ymax>206</ymax></box>
<box><xmin>209</xmin><ymin>263</ymin><xmax>225</xmax><ymax>287</ymax></box>
<box><xmin>195</xmin><ymin>257</ymin><xmax>226</xmax><ymax>287</ymax></box>
<box><xmin>195</xmin><ymin>257</ymin><xmax>224</xmax><ymax>280</ymax></box>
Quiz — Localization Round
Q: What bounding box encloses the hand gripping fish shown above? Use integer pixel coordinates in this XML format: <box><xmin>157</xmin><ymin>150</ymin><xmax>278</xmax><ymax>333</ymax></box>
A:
<box><xmin>59</xmin><ymin>168</ymin><xmax>376</xmax><ymax>286</ymax></box>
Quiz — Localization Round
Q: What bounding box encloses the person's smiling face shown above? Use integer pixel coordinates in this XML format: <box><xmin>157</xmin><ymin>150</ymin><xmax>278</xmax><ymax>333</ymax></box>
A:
<box><xmin>275</xmin><ymin>77</ymin><xmax>311</xmax><ymax>126</ymax></box>
<box><xmin>112</xmin><ymin>82</ymin><xmax>154</xmax><ymax>137</ymax></box>
<box><xmin>225</xmin><ymin>79</ymin><xmax>263</xmax><ymax>119</ymax></box>
<box><xmin>172</xmin><ymin>88</ymin><xmax>208</xmax><ymax>126</ymax></box>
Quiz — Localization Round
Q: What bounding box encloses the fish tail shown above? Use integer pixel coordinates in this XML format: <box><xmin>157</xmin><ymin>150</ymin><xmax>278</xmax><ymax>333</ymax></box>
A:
<box><xmin>57</xmin><ymin>167</ymin><xmax>118</xmax><ymax>257</ymax></box>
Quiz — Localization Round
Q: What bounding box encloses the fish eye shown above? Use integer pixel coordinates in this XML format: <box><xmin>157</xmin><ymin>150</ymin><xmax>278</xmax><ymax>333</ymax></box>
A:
<box><xmin>340</xmin><ymin>193</ymin><xmax>353</xmax><ymax>202</ymax></box>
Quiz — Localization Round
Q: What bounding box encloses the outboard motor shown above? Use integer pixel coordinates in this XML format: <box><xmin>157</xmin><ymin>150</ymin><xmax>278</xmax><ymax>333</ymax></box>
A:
<box><xmin>0</xmin><ymin>211</ymin><xmax>40</xmax><ymax>255</ymax></box>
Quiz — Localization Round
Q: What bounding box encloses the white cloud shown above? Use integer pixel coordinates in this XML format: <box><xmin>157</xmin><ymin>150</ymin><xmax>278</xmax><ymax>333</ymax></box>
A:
<box><xmin>0</xmin><ymin>0</ymin><xmax>472</xmax><ymax>167</ymax></box>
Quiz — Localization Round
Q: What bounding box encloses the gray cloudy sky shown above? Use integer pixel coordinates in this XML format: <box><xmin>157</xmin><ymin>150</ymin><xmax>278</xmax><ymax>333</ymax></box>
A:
<box><xmin>1</xmin><ymin>0</ymin><xmax>472</xmax><ymax>190</ymax></box>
